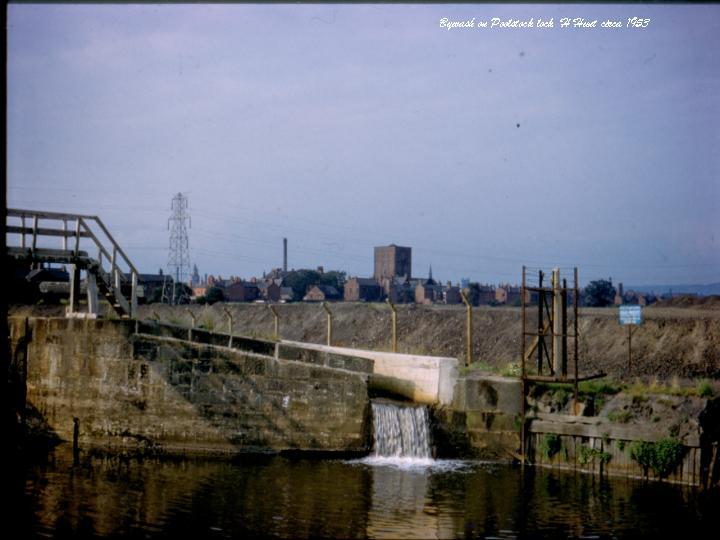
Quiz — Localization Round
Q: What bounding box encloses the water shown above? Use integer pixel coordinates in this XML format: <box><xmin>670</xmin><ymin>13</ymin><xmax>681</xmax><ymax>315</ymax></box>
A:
<box><xmin>7</xmin><ymin>446</ymin><xmax>719</xmax><ymax>538</ymax></box>
<box><xmin>364</xmin><ymin>400</ymin><xmax>434</xmax><ymax>468</ymax></box>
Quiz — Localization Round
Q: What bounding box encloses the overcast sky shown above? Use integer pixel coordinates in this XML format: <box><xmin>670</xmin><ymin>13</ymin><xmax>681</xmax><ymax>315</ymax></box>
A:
<box><xmin>7</xmin><ymin>3</ymin><xmax>720</xmax><ymax>286</ymax></box>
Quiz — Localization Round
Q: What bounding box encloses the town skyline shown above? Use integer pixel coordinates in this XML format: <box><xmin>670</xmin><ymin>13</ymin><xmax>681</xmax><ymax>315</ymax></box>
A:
<box><xmin>8</xmin><ymin>4</ymin><xmax>719</xmax><ymax>287</ymax></box>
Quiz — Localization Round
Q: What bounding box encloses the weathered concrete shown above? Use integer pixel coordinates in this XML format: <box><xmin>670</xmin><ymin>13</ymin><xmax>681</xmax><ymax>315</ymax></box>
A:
<box><xmin>281</xmin><ymin>340</ymin><xmax>458</xmax><ymax>405</ymax></box>
<box><xmin>433</xmin><ymin>373</ymin><xmax>523</xmax><ymax>460</ymax></box>
<box><xmin>9</xmin><ymin>317</ymin><xmax>371</xmax><ymax>455</ymax></box>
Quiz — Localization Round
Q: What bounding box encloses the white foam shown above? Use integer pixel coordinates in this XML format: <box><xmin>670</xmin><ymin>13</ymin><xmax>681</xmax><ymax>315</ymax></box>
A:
<box><xmin>352</xmin><ymin>456</ymin><xmax>471</xmax><ymax>473</ymax></box>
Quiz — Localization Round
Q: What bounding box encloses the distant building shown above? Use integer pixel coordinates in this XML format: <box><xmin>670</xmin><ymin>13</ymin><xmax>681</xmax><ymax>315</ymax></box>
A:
<box><xmin>192</xmin><ymin>286</ymin><xmax>208</xmax><ymax>298</ymax></box>
<box><xmin>495</xmin><ymin>284</ymin><xmax>528</xmax><ymax>305</ymax></box>
<box><xmin>304</xmin><ymin>285</ymin><xmax>341</xmax><ymax>302</ymax></box>
<box><xmin>344</xmin><ymin>277</ymin><xmax>384</xmax><ymax>302</ymax></box>
<box><xmin>374</xmin><ymin>244</ymin><xmax>412</xmax><ymax>281</ymax></box>
<box><xmin>123</xmin><ymin>273</ymin><xmax>169</xmax><ymax>302</ymax></box>
<box><xmin>225</xmin><ymin>281</ymin><xmax>259</xmax><ymax>302</ymax></box>
<box><xmin>257</xmin><ymin>281</ymin><xmax>281</xmax><ymax>302</ymax></box>
<box><xmin>280</xmin><ymin>287</ymin><xmax>294</xmax><ymax>302</ymax></box>
<box><xmin>444</xmin><ymin>284</ymin><xmax>462</xmax><ymax>305</ymax></box>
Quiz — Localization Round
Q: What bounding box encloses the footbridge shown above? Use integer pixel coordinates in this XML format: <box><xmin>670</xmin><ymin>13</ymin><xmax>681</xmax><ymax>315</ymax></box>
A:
<box><xmin>6</xmin><ymin>208</ymin><xmax>139</xmax><ymax>318</ymax></box>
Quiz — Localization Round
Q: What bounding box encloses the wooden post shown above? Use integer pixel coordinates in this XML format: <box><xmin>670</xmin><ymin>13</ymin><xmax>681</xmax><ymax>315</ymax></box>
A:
<box><xmin>460</xmin><ymin>291</ymin><xmax>472</xmax><ymax>367</ymax></box>
<box><xmin>74</xmin><ymin>218</ymin><xmax>81</xmax><ymax>256</ymax></box>
<box><xmin>31</xmin><ymin>215</ymin><xmax>38</xmax><ymax>253</ymax></box>
<box><xmin>552</xmin><ymin>268</ymin><xmax>561</xmax><ymax>376</ymax></box>
<box><xmin>268</xmin><ymin>305</ymin><xmax>279</xmax><ymax>340</ymax></box>
<box><xmin>62</xmin><ymin>219</ymin><xmax>68</xmax><ymax>251</ymax></box>
<box><xmin>223</xmin><ymin>307</ymin><xmax>233</xmax><ymax>348</ymax></box>
<box><xmin>386</xmin><ymin>298</ymin><xmax>397</xmax><ymax>352</ymax></box>
<box><xmin>573</xmin><ymin>267</ymin><xmax>580</xmax><ymax>415</ymax></box>
<box><xmin>322</xmin><ymin>302</ymin><xmax>333</xmax><ymax>346</ymax></box>
<box><xmin>628</xmin><ymin>324</ymin><xmax>633</xmax><ymax>372</ymax></box>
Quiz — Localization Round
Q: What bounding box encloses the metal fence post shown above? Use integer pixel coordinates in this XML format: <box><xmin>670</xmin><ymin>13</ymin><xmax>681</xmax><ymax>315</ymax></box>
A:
<box><xmin>386</xmin><ymin>298</ymin><xmax>397</xmax><ymax>352</ymax></box>
<box><xmin>322</xmin><ymin>302</ymin><xmax>333</xmax><ymax>346</ymax></box>
<box><xmin>461</xmin><ymin>291</ymin><xmax>473</xmax><ymax>367</ymax></box>
<box><xmin>223</xmin><ymin>307</ymin><xmax>234</xmax><ymax>348</ymax></box>
<box><xmin>186</xmin><ymin>308</ymin><xmax>196</xmax><ymax>341</ymax></box>
<box><xmin>268</xmin><ymin>305</ymin><xmax>280</xmax><ymax>340</ymax></box>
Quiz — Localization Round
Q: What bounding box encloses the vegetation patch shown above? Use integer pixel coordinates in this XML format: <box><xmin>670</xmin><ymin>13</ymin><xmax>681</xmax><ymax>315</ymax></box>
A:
<box><xmin>578</xmin><ymin>445</ymin><xmax>611</xmax><ymax>466</ymax></box>
<box><xmin>697</xmin><ymin>379</ymin><xmax>714</xmax><ymax>398</ymax></box>
<box><xmin>608</xmin><ymin>410</ymin><xmax>633</xmax><ymax>423</ymax></box>
<box><xmin>539</xmin><ymin>434</ymin><xmax>562</xmax><ymax>459</ymax></box>
<box><xmin>629</xmin><ymin>438</ymin><xmax>685</xmax><ymax>478</ymax></box>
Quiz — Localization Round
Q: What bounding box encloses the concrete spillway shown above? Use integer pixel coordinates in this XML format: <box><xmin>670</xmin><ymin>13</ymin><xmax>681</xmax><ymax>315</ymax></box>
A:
<box><xmin>371</xmin><ymin>401</ymin><xmax>431</xmax><ymax>459</ymax></box>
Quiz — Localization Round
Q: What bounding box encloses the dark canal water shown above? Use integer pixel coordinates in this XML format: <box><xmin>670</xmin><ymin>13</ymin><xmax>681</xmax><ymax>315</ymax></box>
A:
<box><xmin>8</xmin><ymin>446</ymin><xmax>718</xmax><ymax>539</ymax></box>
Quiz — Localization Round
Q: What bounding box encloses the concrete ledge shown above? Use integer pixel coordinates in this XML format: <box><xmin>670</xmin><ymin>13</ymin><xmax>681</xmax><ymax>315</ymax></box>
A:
<box><xmin>281</xmin><ymin>340</ymin><xmax>458</xmax><ymax>405</ymax></box>
<box><xmin>277</xmin><ymin>343</ymin><xmax>373</xmax><ymax>374</ymax></box>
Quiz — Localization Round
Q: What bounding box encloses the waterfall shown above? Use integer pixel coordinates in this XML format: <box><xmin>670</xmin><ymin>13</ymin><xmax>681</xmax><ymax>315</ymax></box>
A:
<box><xmin>371</xmin><ymin>401</ymin><xmax>432</xmax><ymax>459</ymax></box>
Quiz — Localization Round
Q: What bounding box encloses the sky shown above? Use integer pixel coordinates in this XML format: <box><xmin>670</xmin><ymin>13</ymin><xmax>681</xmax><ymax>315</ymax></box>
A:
<box><xmin>7</xmin><ymin>3</ymin><xmax>720</xmax><ymax>287</ymax></box>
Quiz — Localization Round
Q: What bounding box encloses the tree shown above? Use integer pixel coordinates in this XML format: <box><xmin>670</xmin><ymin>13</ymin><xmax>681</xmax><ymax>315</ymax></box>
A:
<box><xmin>283</xmin><ymin>270</ymin><xmax>321</xmax><ymax>301</ymax></box>
<box><xmin>204</xmin><ymin>286</ymin><xmax>225</xmax><ymax>305</ymax></box>
<box><xmin>583</xmin><ymin>279</ymin><xmax>616</xmax><ymax>307</ymax></box>
<box><xmin>466</xmin><ymin>283</ymin><xmax>481</xmax><ymax>306</ymax></box>
<box><xmin>318</xmin><ymin>270</ymin><xmax>347</xmax><ymax>296</ymax></box>
<box><xmin>282</xmin><ymin>269</ymin><xmax>347</xmax><ymax>301</ymax></box>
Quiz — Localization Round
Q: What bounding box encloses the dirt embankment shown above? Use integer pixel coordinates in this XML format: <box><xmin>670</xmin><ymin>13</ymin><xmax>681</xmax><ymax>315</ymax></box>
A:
<box><xmin>10</xmin><ymin>302</ymin><xmax>720</xmax><ymax>381</ymax></box>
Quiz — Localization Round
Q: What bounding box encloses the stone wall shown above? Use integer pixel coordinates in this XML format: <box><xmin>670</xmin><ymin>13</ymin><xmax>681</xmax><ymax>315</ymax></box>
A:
<box><xmin>9</xmin><ymin>317</ymin><xmax>371</xmax><ymax>455</ymax></box>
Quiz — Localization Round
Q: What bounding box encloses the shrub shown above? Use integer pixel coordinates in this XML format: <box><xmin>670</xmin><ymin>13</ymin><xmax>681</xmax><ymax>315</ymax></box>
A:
<box><xmin>697</xmin><ymin>379</ymin><xmax>714</xmax><ymax>398</ymax></box>
<box><xmin>539</xmin><ymin>434</ymin><xmax>562</xmax><ymax>459</ymax></box>
<box><xmin>629</xmin><ymin>438</ymin><xmax>685</xmax><ymax>478</ymax></box>
<box><xmin>578</xmin><ymin>445</ymin><xmax>611</xmax><ymax>466</ymax></box>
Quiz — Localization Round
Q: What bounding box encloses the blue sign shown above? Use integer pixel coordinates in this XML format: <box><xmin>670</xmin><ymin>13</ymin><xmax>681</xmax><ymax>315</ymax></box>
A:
<box><xmin>619</xmin><ymin>305</ymin><xmax>642</xmax><ymax>325</ymax></box>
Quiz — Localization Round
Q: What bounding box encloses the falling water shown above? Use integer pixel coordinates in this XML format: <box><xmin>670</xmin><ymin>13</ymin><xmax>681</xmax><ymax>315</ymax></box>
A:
<box><xmin>371</xmin><ymin>400</ymin><xmax>432</xmax><ymax>459</ymax></box>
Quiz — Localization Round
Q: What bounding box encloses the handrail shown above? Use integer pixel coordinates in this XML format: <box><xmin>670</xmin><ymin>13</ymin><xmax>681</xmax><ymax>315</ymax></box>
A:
<box><xmin>7</xmin><ymin>208</ymin><xmax>139</xmax><ymax>317</ymax></box>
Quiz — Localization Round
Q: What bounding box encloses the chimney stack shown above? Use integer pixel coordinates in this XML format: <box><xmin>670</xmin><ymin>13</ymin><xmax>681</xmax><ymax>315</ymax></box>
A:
<box><xmin>283</xmin><ymin>238</ymin><xmax>288</xmax><ymax>274</ymax></box>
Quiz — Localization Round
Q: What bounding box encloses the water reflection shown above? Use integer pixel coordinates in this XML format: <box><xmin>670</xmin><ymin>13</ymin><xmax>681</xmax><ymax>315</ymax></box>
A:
<box><xmin>8</xmin><ymin>446</ymin><xmax>719</xmax><ymax>538</ymax></box>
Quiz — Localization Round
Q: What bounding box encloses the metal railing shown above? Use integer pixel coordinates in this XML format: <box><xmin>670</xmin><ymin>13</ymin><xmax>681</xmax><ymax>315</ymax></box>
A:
<box><xmin>6</xmin><ymin>208</ymin><xmax>139</xmax><ymax>317</ymax></box>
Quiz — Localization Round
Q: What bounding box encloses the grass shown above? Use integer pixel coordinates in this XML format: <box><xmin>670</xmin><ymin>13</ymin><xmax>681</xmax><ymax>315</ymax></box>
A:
<box><xmin>533</xmin><ymin>377</ymin><xmax>714</xmax><ymax>400</ymax></box>
<box><xmin>608</xmin><ymin>410</ymin><xmax>633</xmax><ymax>423</ymax></box>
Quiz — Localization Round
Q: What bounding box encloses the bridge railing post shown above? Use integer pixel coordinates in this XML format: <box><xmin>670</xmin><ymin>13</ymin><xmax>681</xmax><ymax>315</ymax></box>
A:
<box><xmin>31</xmin><ymin>215</ymin><xmax>38</xmax><ymax>255</ymax></box>
<box><xmin>111</xmin><ymin>247</ymin><xmax>120</xmax><ymax>292</ymax></box>
<box><xmin>20</xmin><ymin>215</ymin><xmax>26</xmax><ymax>249</ymax></box>
<box><xmin>74</xmin><ymin>218</ymin><xmax>81</xmax><ymax>256</ymax></box>
<box><xmin>322</xmin><ymin>302</ymin><xmax>333</xmax><ymax>346</ymax></box>
<box><xmin>131</xmin><ymin>271</ymin><xmax>138</xmax><ymax>319</ymax></box>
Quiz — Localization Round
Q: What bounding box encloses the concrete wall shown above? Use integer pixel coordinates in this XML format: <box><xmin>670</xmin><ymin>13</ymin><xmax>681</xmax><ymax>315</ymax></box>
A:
<box><xmin>433</xmin><ymin>374</ymin><xmax>523</xmax><ymax>460</ymax></box>
<box><xmin>280</xmin><ymin>340</ymin><xmax>458</xmax><ymax>405</ymax></box>
<box><xmin>9</xmin><ymin>317</ymin><xmax>371</xmax><ymax>455</ymax></box>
